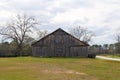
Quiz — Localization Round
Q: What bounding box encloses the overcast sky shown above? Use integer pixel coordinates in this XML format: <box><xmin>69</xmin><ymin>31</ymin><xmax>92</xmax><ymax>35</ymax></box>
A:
<box><xmin>0</xmin><ymin>0</ymin><xmax>120</xmax><ymax>45</ymax></box>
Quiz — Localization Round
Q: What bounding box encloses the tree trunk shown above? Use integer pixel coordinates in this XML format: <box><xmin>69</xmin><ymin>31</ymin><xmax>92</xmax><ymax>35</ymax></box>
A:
<box><xmin>16</xmin><ymin>45</ymin><xmax>23</xmax><ymax>56</ymax></box>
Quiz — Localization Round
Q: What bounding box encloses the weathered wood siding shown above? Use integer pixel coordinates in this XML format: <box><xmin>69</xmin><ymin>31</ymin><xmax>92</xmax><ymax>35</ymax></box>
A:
<box><xmin>32</xmin><ymin>29</ymin><xmax>88</xmax><ymax>57</ymax></box>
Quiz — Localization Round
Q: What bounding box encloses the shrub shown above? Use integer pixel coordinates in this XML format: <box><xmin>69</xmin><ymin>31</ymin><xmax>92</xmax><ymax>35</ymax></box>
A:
<box><xmin>0</xmin><ymin>53</ymin><xmax>18</xmax><ymax>57</ymax></box>
<box><xmin>88</xmin><ymin>53</ymin><xmax>96</xmax><ymax>58</ymax></box>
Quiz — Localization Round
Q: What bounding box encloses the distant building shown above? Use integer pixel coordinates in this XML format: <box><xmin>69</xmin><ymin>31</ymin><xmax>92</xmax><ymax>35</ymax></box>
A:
<box><xmin>32</xmin><ymin>28</ymin><xmax>89</xmax><ymax>57</ymax></box>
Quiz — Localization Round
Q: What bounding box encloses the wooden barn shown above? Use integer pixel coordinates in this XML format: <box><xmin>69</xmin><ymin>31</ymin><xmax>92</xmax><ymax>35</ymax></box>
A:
<box><xmin>32</xmin><ymin>28</ymin><xmax>89</xmax><ymax>57</ymax></box>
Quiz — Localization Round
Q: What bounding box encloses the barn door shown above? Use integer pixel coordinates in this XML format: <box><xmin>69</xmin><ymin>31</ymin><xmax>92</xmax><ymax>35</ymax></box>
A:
<box><xmin>55</xmin><ymin>46</ymin><xmax>65</xmax><ymax>56</ymax></box>
<box><xmin>54</xmin><ymin>35</ymin><xmax>65</xmax><ymax>57</ymax></box>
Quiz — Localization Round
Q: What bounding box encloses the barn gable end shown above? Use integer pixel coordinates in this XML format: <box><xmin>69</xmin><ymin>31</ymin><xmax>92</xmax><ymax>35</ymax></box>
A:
<box><xmin>32</xmin><ymin>28</ymin><xmax>89</xmax><ymax>57</ymax></box>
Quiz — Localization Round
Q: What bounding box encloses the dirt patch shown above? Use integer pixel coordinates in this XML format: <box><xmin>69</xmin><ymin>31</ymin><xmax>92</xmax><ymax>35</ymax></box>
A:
<box><xmin>42</xmin><ymin>69</ymin><xmax>87</xmax><ymax>75</ymax></box>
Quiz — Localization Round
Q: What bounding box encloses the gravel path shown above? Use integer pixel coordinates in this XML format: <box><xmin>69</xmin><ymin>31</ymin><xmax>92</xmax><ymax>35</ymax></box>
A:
<box><xmin>96</xmin><ymin>56</ymin><xmax>120</xmax><ymax>61</ymax></box>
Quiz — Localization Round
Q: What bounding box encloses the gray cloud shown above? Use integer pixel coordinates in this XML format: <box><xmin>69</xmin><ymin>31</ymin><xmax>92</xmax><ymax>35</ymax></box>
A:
<box><xmin>0</xmin><ymin>0</ymin><xmax>120</xmax><ymax>44</ymax></box>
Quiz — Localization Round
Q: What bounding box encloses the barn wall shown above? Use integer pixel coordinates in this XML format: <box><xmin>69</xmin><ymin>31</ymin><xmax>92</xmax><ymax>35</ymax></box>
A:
<box><xmin>32</xmin><ymin>29</ymin><xmax>88</xmax><ymax>57</ymax></box>
<box><xmin>70</xmin><ymin>47</ymin><xmax>88</xmax><ymax>57</ymax></box>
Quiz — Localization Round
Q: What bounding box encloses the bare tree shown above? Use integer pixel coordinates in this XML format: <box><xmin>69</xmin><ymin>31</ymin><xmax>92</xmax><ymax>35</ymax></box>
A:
<box><xmin>24</xmin><ymin>36</ymin><xmax>35</xmax><ymax>45</ymax></box>
<box><xmin>37</xmin><ymin>30</ymin><xmax>48</xmax><ymax>39</ymax></box>
<box><xmin>70</xmin><ymin>26</ymin><xmax>94</xmax><ymax>43</ymax></box>
<box><xmin>115</xmin><ymin>33</ymin><xmax>120</xmax><ymax>53</ymax></box>
<box><xmin>116</xmin><ymin>33</ymin><xmax>120</xmax><ymax>43</ymax></box>
<box><xmin>109</xmin><ymin>44</ymin><xmax>115</xmax><ymax>55</ymax></box>
<box><xmin>0</xmin><ymin>14</ymin><xmax>37</xmax><ymax>56</ymax></box>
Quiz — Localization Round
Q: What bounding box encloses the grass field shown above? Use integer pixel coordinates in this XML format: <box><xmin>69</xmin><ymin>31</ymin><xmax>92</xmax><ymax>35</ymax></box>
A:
<box><xmin>0</xmin><ymin>57</ymin><xmax>120</xmax><ymax>80</ymax></box>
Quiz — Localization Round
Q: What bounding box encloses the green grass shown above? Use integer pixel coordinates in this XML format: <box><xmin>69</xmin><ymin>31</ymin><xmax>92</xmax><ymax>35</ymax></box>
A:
<box><xmin>99</xmin><ymin>54</ymin><xmax>120</xmax><ymax>58</ymax></box>
<box><xmin>0</xmin><ymin>57</ymin><xmax>120</xmax><ymax>80</ymax></box>
<box><xmin>106</xmin><ymin>55</ymin><xmax>120</xmax><ymax>58</ymax></box>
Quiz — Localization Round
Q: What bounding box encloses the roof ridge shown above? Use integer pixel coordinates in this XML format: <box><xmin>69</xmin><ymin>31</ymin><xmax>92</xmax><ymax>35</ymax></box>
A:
<box><xmin>31</xmin><ymin>28</ymin><xmax>89</xmax><ymax>46</ymax></box>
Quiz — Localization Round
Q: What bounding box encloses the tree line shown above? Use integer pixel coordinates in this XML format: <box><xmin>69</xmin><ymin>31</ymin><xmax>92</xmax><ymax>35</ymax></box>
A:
<box><xmin>89</xmin><ymin>43</ymin><xmax>120</xmax><ymax>55</ymax></box>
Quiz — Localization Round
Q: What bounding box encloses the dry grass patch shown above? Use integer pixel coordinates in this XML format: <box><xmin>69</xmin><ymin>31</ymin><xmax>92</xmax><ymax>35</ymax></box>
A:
<box><xmin>42</xmin><ymin>69</ymin><xmax>87</xmax><ymax>75</ymax></box>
